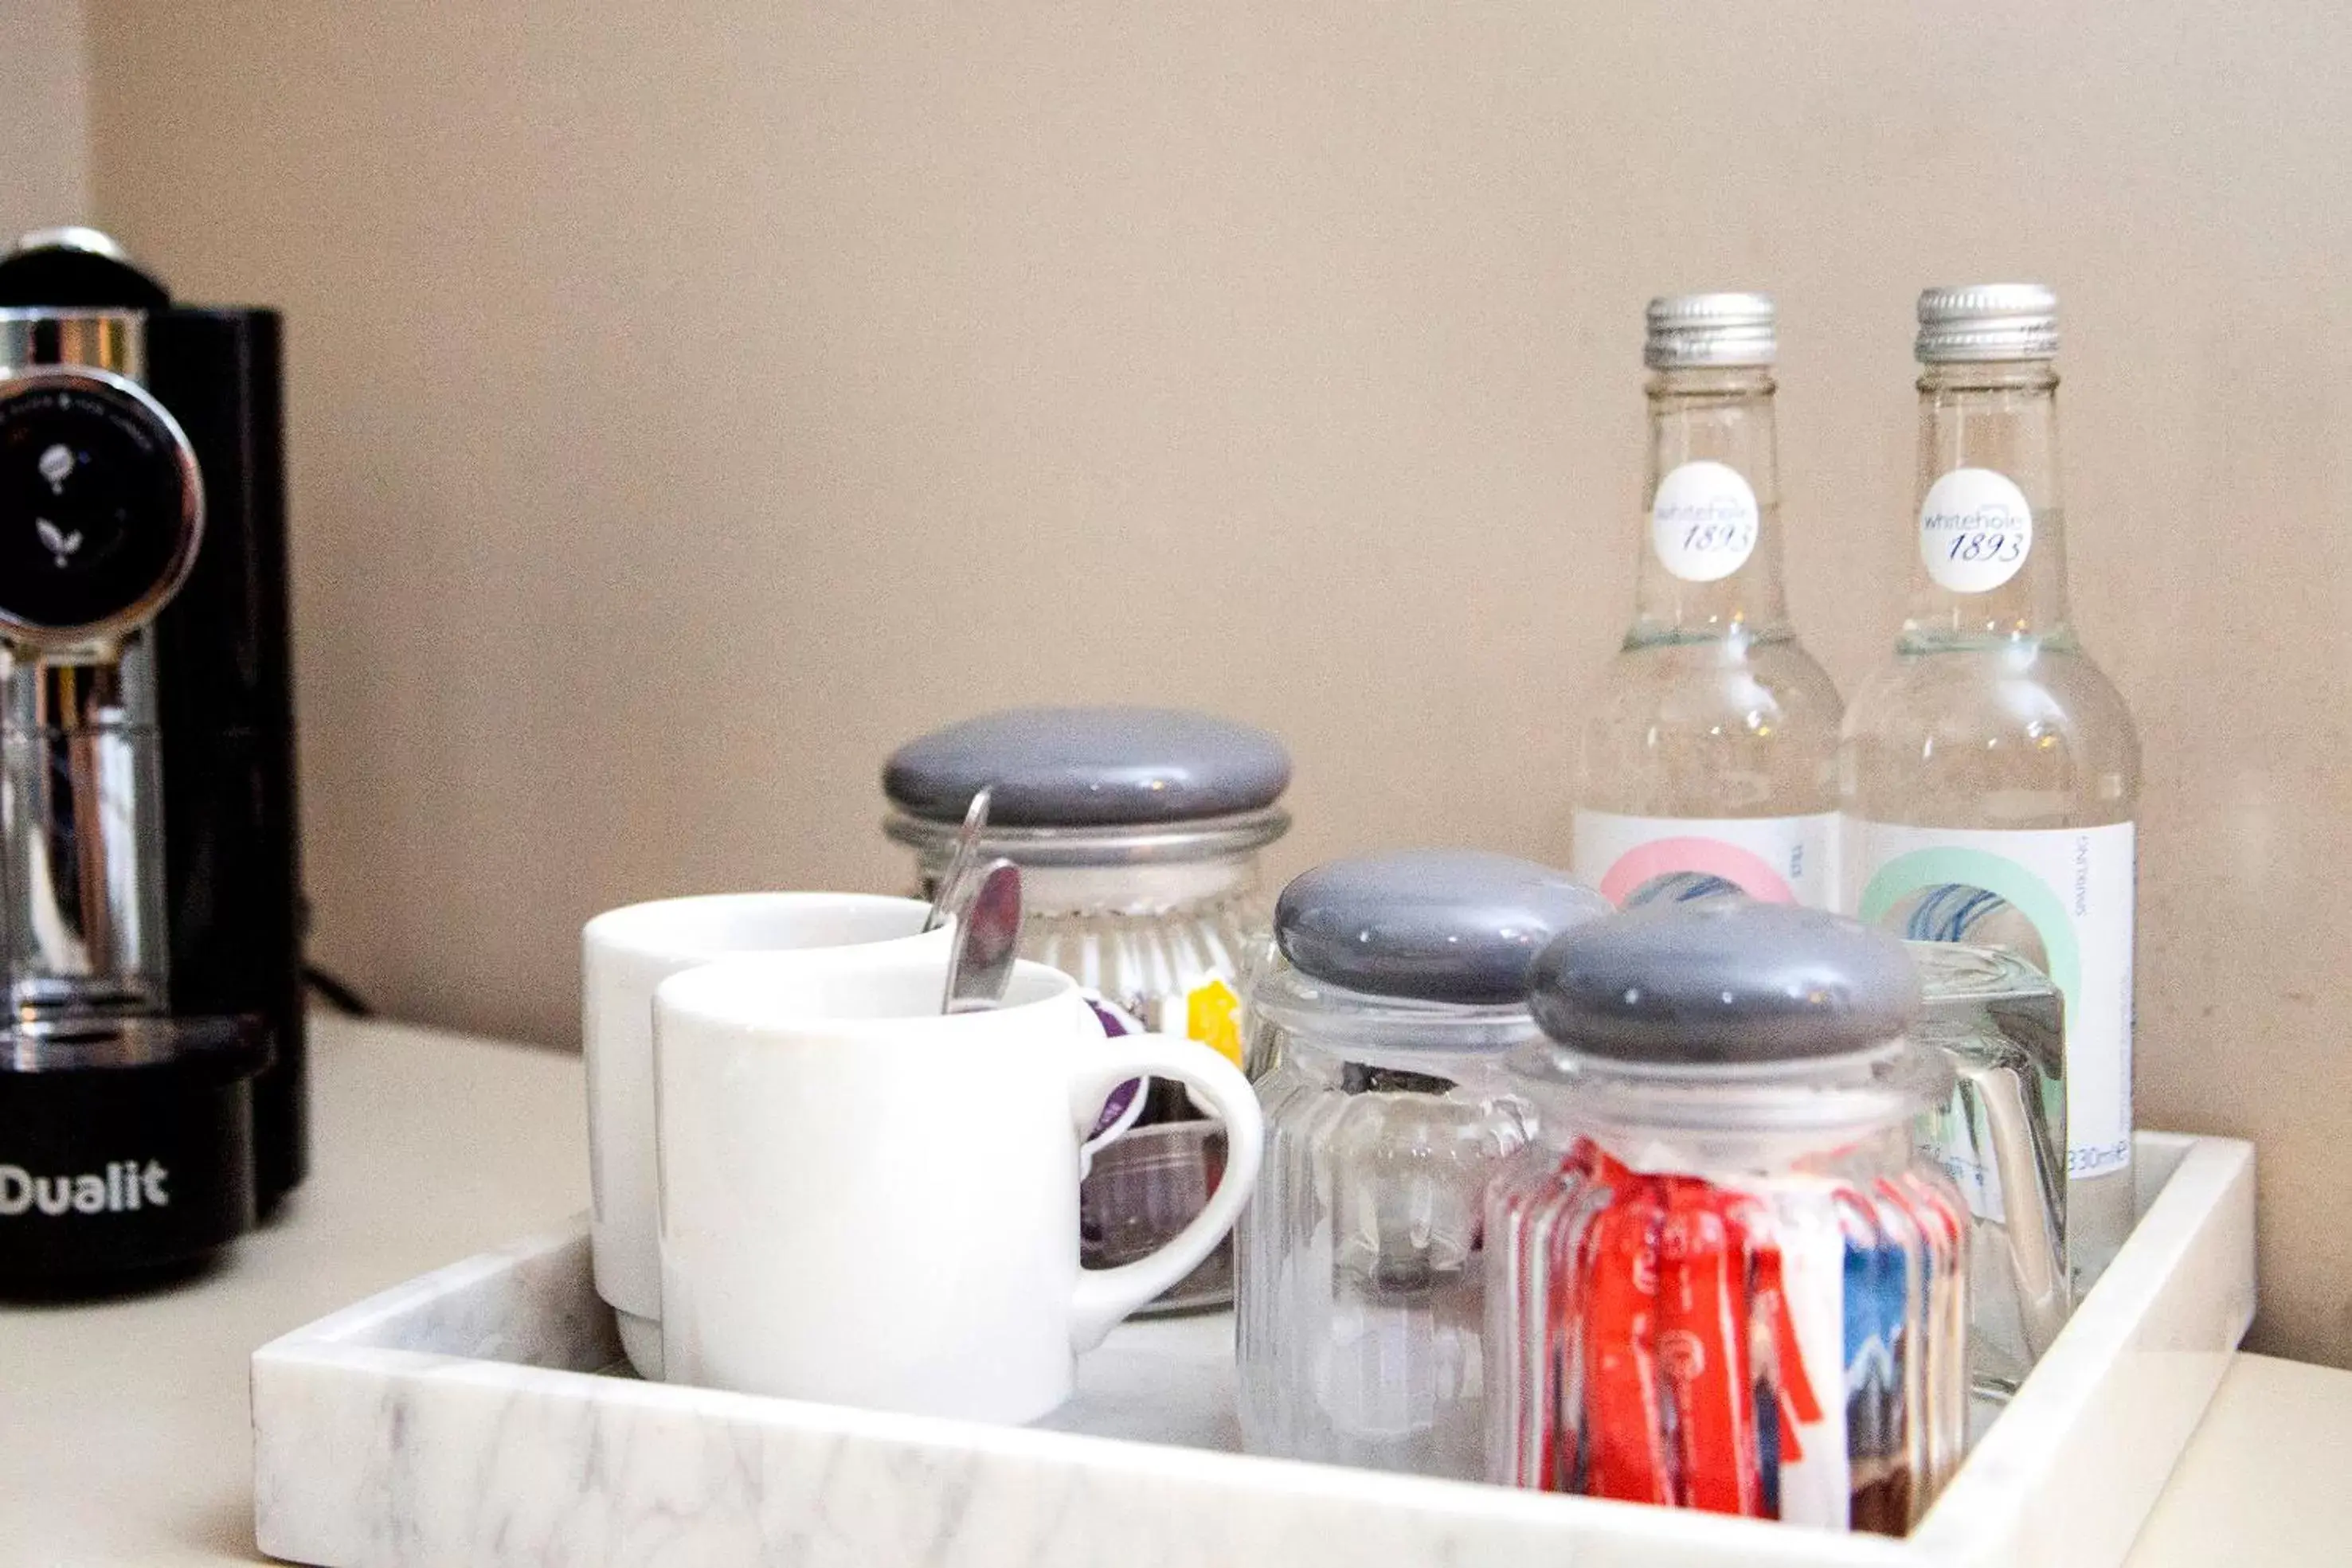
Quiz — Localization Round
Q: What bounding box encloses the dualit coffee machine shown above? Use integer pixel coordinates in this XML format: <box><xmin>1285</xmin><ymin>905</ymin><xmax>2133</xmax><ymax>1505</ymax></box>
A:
<box><xmin>0</xmin><ymin>228</ymin><xmax>303</xmax><ymax>1287</ymax></box>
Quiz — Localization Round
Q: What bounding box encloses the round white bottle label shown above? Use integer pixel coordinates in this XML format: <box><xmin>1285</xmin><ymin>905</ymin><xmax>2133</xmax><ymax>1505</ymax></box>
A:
<box><xmin>1919</xmin><ymin>467</ymin><xmax>2033</xmax><ymax>592</ymax></box>
<box><xmin>1650</xmin><ymin>460</ymin><xmax>1759</xmax><ymax>583</ymax></box>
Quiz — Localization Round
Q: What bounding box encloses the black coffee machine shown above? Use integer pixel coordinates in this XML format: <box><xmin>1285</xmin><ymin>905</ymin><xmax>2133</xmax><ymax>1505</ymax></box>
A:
<box><xmin>0</xmin><ymin>228</ymin><xmax>303</xmax><ymax>1288</ymax></box>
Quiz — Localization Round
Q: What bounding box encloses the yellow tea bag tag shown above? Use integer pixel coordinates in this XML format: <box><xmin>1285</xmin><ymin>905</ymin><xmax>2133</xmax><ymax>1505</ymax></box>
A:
<box><xmin>1184</xmin><ymin>976</ymin><xmax>1243</xmax><ymax>1068</ymax></box>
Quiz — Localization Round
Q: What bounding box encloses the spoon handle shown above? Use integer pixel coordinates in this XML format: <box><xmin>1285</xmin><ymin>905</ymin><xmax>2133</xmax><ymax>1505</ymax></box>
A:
<box><xmin>924</xmin><ymin>786</ymin><xmax>993</xmax><ymax>933</ymax></box>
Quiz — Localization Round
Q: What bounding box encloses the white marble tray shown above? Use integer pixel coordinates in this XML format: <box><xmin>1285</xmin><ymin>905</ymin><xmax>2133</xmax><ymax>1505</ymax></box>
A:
<box><xmin>252</xmin><ymin>1131</ymin><xmax>2252</xmax><ymax>1568</ymax></box>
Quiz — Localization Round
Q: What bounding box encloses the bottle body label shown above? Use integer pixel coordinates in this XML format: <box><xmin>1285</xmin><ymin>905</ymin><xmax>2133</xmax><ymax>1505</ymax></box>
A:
<box><xmin>1650</xmin><ymin>460</ymin><xmax>1759</xmax><ymax>582</ymax></box>
<box><xmin>1573</xmin><ymin>810</ymin><xmax>1837</xmax><ymax>909</ymax></box>
<box><xmin>1848</xmin><ymin>821</ymin><xmax>2135</xmax><ymax>1180</ymax></box>
<box><xmin>1919</xmin><ymin>467</ymin><xmax>2033</xmax><ymax>592</ymax></box>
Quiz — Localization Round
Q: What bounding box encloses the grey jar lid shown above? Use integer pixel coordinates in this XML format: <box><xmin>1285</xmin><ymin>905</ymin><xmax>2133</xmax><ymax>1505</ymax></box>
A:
<box><xmin>1276</xmin><ymin>850</ymin><xmax>1611</xmax><ymax>1007</ymax></box>
<box><xmin>883</xmin><ymin>706</ymin><xmax>1291</xmax><ymax>828</ymax></box>
<box><xmin>1527</xmin><ymin>900</ymin><xmax>1921</xmax><ymax>1066</ymax></box>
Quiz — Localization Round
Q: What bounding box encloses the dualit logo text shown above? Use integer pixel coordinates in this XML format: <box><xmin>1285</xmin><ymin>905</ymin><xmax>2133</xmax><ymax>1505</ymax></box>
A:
<box><xmin>0</xmin><ymin>1160</ymin><xmax>170</xmax><ymax>1216</ymax></box>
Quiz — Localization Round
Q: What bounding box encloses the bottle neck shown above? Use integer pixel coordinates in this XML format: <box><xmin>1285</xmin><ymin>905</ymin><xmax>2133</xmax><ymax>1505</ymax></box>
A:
<box><xmin>1629</xmin><ymin>364</ymin><xmax>1790</xmax><ymax>645</ymax></box>
<box><xmin>1904</xmin><ymin>360</ymin><xmax>2072</xmax><ymax>647</ymax></box>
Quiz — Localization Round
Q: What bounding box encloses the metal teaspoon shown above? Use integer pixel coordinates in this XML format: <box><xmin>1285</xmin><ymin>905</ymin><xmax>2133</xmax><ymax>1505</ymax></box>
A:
<box><xmin>922</xmin><ymin>786</ymin><xmax>992</xmax><ymax>933</ymax></box>
<box><xmin>941</xmin><ymin>858</ymin><xmax>1022</xmax><ymax>1015</ymax></box>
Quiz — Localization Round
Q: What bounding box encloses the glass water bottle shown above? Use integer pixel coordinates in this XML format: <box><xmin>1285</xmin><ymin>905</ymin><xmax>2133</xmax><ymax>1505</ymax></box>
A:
<box><xmin>1841</xmin><ymin>287</ymin><xmax>2139</xmax><ymax>1288</ymax></box>
<box><xmin>1571</xmin><ymin>293</ymin><xmax>1842</xmax><ymax>909</ymax></box>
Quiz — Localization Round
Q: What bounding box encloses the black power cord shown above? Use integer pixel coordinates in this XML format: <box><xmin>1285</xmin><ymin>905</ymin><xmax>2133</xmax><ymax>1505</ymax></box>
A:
<box><xmin>302</xmin><ymin>964</ymin><xmax>373</xmax><ymax>1018</ymax></box>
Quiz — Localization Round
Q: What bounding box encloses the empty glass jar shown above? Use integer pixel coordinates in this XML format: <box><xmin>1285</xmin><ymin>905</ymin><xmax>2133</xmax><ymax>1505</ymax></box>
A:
<box><xmin>884</xmin><ymin>706</ymin><xmax>1289</xmax><ymax>1310</ymax></box>
<box><xmin>1235</xmin><ymin>851</ymin><xmax>1608</xmax><ymax>1478</ymax></box>
<box><xmin>1489</xmin><ymin>900</ymin><xmax>1970</xmax><ymax>1535</ymax></box>
<box><xmin>1909</xmin><ymin>941</ymin><xmax>2069</xmax><ymax>1398</ymax></box>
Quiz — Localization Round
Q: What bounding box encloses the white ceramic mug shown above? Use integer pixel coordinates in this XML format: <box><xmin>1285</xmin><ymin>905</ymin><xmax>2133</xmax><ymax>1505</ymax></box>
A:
<box><xmin>653</xmin><ymin>952</ymin><xmax>1264</xmax><ymax>1423</ymax></box>
<box><xmin>581</xmin><ymin>892</ymin><xmax>953</xmax><ymax>1378</ymax></box>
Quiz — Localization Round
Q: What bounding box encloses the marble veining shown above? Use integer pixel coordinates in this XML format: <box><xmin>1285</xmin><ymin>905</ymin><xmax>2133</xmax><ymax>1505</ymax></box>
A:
<box><xmin>252</xmin><ymin>1133</ymin><xmax>2252</xmax><ymax>1568</ymax></box>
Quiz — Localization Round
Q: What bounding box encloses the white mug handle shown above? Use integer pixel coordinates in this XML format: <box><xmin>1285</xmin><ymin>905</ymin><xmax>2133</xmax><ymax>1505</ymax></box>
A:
<box><xmin>1063</xmin><ymin>1030</ymin><xmax>1263</xmax><ymax>1353</ymax></box>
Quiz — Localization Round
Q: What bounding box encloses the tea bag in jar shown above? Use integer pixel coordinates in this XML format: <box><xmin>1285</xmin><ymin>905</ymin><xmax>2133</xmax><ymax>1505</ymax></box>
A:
<box><xmin>1489</xmin><ymin>899</ymin><xmax>1970</xmax><ymax>1534</ymax></box>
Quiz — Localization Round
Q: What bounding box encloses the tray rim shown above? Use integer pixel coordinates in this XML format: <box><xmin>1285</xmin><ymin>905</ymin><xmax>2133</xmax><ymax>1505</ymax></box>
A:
<box><xmin>252</xmin><ymin>1130</ymin><xmax>2254</xmax><ymax>1568</ymax></box>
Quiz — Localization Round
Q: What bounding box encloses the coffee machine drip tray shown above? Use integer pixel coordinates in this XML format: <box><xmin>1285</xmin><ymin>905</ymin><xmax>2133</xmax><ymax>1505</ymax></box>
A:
<box><xmin>0</xmin><ymin>1013</ymin><xmax>269</xmax><ymax>1288</ymax></box>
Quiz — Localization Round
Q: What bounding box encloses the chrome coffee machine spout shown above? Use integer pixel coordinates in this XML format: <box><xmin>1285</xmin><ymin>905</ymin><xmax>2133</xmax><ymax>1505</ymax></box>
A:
<box><xmin>6</xmin><ymin>653</ymin><xmax>168</xmax><ymax>1023</ymax></box>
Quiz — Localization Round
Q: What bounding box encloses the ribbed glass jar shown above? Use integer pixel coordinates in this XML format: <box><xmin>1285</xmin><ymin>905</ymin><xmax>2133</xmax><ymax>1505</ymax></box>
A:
<box><xmin>1488</xmin><ymin>1039</ymin><xmax>1969</xmax><ymax>1533</ymax></box>
<box><xmin>889</xmin><ymin>811</ymin><xmax>1282</xmax><ymax>1309</ymax></box>
<box><xmin>1236</xmin><ymin>962</ymin><xmax>1538</xmax><ymax>1477</ymax></box>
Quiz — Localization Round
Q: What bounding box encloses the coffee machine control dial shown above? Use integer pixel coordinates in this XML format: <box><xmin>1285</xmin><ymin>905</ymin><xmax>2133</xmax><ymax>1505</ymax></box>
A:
<box><xmin>0</xmin><ymin>366</ymin><xmax>202</xmax><ymax>647</ymax></box>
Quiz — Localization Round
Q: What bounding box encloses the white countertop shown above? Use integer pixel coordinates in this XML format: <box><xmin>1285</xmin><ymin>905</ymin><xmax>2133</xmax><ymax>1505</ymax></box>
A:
<box><xmin>0</xmin><ymin>1015</ymin><xmax>2342</xmax><ymax>1566</ymax></box>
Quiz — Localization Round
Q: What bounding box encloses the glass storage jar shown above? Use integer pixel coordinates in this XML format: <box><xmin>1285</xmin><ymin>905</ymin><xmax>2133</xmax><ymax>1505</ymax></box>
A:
<box><xmin>885</xmin><ymin>706</ymin><xmax>1289</xmax><ymax>1311</ymax></box>
<box><xmin>1235</xmin><ymin>851</ymin><xmax>1608</xmax><ymax>1478</ymax></box>
<box><xmin>1489</xmin><ymin>899</ymin><xmax>1970</xmax><ymax>1535</ymax></box>
<box><xmin>1909</xmin><ymin>941</ymin><xmax>2069</xmax><ymax>1398</ymax></box>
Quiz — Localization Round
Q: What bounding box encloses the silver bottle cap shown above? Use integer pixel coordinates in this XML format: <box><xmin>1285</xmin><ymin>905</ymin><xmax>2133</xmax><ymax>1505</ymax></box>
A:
<box><xmin>1916</xmin><ymin>283</ymin><xmax>2058</xmax><ymax>362</ymax></box>
<box><xmin>1644</xmin><ymin>292</ymin><xmax>1775</xmax><ymax>370</ymax></box>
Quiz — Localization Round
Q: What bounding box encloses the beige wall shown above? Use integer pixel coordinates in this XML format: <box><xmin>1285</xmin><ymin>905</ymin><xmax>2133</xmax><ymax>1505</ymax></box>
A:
<box><xmin>80</xmin><ymin>4</ymin><xmax>2352</xmax><ymax>1362</ymax></box>
<box><xmin>0</xmin><ymin>2</ymin><xmax>87</xmax><ymax>236</ymax></box>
